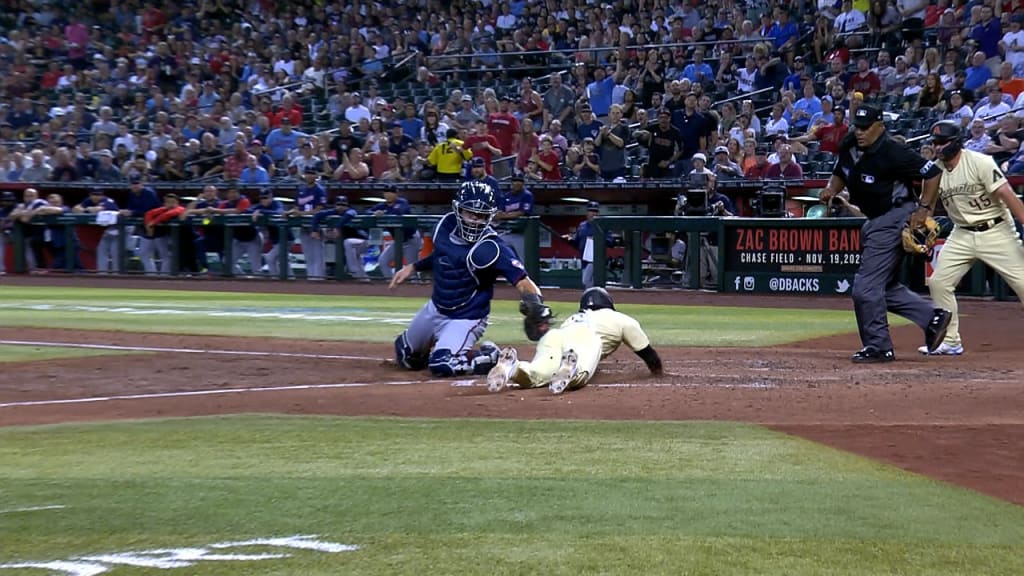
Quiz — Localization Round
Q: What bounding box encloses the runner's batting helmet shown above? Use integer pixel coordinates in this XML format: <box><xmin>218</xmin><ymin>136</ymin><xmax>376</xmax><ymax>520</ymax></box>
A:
<box><xmin>579</xmin><ymin>287</ymin><xmax>615</xmax><ymax>312</ymax></box>
<box><xmin>929</xmin><ymin>120</ymin><xmax>963</xmax><ymax>161</ymax></box>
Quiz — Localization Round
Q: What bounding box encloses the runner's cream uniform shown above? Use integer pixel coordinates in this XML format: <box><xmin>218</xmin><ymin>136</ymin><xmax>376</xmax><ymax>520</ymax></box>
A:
<box><xmin>932</xmin><ymin>148</ymin><xmax>1024</xmax><ymax>347</ymax></box>
<box><xmin>511</xmin><ymin>308</ymin><xmax>652</xmax><ymax>391</ymax></box>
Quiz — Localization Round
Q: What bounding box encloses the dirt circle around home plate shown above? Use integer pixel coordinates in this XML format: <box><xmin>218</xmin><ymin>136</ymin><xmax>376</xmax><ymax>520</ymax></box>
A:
<box><xmin>0</xmin><ymin>275</ymin><xmax>1021</xmax><ymax>506</ymax></box>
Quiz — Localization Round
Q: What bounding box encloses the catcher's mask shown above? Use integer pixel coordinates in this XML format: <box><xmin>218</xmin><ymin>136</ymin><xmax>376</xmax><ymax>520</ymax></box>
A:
<box><xmin>452</xmin><ymin>180</ymin><xmax>497</xmax><ymax>242</ymax></box>
<box><xmin>929</xmin><ymin>120</ymin><xmax>963</xmax><ymax>162</ymax></box>
<box><xmin>579</xmin><ymin>287</ymin><xmax>615</xmax><ymax>312</ymax></box>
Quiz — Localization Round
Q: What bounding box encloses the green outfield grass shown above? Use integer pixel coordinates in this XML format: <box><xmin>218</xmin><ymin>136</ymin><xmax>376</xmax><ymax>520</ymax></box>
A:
<box><xmin>0</xmin><ymin>344</ymin><xmax>143</xmax><ymax>363</ymax></box>
<box><xmin>0</xmin><ymin>286</ymin><xmax>886</xmax><ymax>347</ymax></box>
<box><xmin>0</xmin><ymin>416</ymin><xmax>1021</xmax><ymax>575</ymax></box>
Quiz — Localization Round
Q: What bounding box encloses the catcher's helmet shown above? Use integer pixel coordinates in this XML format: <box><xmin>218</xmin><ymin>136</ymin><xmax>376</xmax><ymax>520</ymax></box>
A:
<box><xmin>452</xmin><ymin>180</ymin><xmax>497</xmax><ymax>242</ymax></box>
<box><xmin>579</xmin><ymin>287</ymin><xmax>615</xmax><ymax>312</ymax></box>
<box><xmin>929</xmin><ymin>120</ymin><xmax>963</xmax><ymax>161</ymax></box>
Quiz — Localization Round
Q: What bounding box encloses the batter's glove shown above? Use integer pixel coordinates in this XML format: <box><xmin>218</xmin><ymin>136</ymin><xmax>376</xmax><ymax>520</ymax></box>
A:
<box><xmin>901</xmin><ymin>217</ymin><xmax>940</xmax><ymax>255</ymax></box>
<box><xmin>520</xmin><ymin>293</ymin><xmax>553</xmax><ymax>342</ymax></box>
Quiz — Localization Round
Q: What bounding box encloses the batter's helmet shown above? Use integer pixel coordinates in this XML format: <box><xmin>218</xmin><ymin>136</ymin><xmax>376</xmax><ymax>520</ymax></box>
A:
<box><xmin>929</xmin><ymin>120</ymin><xmax>963</xmax><ymax>161</ymax></box>
<box><xmin>452</xmin><ymin>180</ymin><xmax>497</xmax><ymax>242</ymax></box>
<box><xmin>579</xmin><ymin>287</ymin><xmax>615</xmax><ymax>312</ymax></box>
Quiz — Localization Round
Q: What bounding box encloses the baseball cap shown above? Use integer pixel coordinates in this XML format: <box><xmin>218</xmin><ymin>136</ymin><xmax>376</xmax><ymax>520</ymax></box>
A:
<box><xmin>390</xmin><ymin>120</ymin><xmax>402</xmax><ymax>128</ymax></box>
<box><xmin>259</xmin><ymin>188</ymin><xmax>273</xmax><ymax>198</ymax></box>
<box><xmin>249</xmin><ymin>139</ymin><xmax>262</xmax><ymax>147</ymax></box>
<box><xmin>822</xmin><ymin>95</ymin><xmax>833</xmax><ymax>104</ymax></box>
<box><xmin>511</xmin><ymin>173</ymin><xmax>525</xmax><ymax>181</ymax></box>
<box><xmin>461</xmin><ymin>94</ymin><xmax>473</xmax><ymax>102</ymax></box>
<box><xmin>280</xmin><ymin>116</ymin><xmax>292</xmax><ymax>124</ymax></box>
<box><xmin>692</xmin><ymin>152</ymin><xmax>707</xmax><ymax>163</ymax></box>
<box><xmin>755</xmin><ymin>145</ymin><xmax>769</xmax><ymax>155</ymax></box>
<box><xmin>129</xmin><ymin>173</ymin><xmax>143</xmax><ymax>183</ymax></box>
<box><xmin>586</xmin><ymin>200</ymin><xmax>600</xmax><ymax>211</ymax></box>
<box><xmin>164</xmin><ymin>193</ymin><xmax>179</xmax><ymax>201</ymax></box>
<box><xmin>98</xmin><ymin>148</ymin><xmax>113</xmax><ymax>157</ymax></box>
<box><xmin>714</xmin><ymin>145</ymin><xmax>729</xmax><ymax>155</ymax></box>
<box><xmin>334</xmin><ymin>195</ymin><xmax>349</xmax><ymax>206</ymax></box>
<box><xmin>853</xmin><ymin>104</ymin><xmax>883</xmax><ymax>128</ymax></box>
<box><xmin>471</xmin><ymin>156</ymin><xmax>486</xmax><ymax>167</ymax></box>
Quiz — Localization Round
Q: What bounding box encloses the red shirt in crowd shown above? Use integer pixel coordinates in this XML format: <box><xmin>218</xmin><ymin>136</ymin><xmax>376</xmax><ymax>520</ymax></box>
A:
<box><xmin>847</xmin><ymin>72</ymin><xmax>880</xmax><ymax>97</ymax></box>
<box><xmin>487</xmin><ymin>112</ymin><xmax>520</xmax><ymax>156</ymax></box>
<box><xmin>464</xmin><ymin>133</ymin><xmax>500</xmax><ymax>173</ymax></box>
<box><xmin>816</xmin><ymin>123</ymin><xmax>848</xmax><ymax>154</ymax></box>
<box><xmin>765</xmin><ymin>161</ymin><xmax>804</xmax><ymax>179</ymax></box>
<box><xmin>538</xmin><ymin>149</ymin><xmax>561</xmax><ymax>181</ymax></box>
<box><xmin>270</xmin><ymin>107</ymin><xmax>303</xmax><ymax>128</ymax></box>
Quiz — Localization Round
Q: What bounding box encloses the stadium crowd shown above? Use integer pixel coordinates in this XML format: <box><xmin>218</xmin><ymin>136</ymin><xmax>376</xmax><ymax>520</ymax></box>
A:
<box><xmin>1</xmin><ymin>0</ymin><xmax>1024</xmax><ymax>191</ymax></box>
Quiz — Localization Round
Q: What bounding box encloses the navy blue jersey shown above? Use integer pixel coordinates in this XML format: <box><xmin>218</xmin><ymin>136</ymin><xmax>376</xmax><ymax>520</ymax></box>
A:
<box><xmin>247</xmin><ymin>199</ymin><xmax>288</xmax><ymax>244</ymax></box>
<box><xmin>296</xmin><ymin>183</ymin><xmax>328</xmax><ymax>213</ymax></box>
<box><xmin>496</xmin><ymin>188</ymin><xmax>534</xmax><ymax>233</ymax></box>
<box><xmin>413</xmin><ymin>212</ymin><xmax>528</xmax><ymax>319</ymax></box>
<box><xmin>125</xmin><ymin>187</ymin><xmax>161</xmax><ymax>217</ymax></box>
<box><xmin>312</xmin><ymin>206</ymin><xmax>368</xmax><ymax>240</ymax></box>
<box><xmin>79</xmin><ymin>197</ymin><xmax>119</xmax><ymax>211</ymax></box>
<box><xmin>368</xmin><ymin>196</ymin><xmax>416</xmax><ymax>239</ymax></box>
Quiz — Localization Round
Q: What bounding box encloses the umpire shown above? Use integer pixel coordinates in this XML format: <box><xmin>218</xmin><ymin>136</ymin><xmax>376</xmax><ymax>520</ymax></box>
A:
<box><xmin>820</xmin><ymin>104</ymin><xmax>951</xmax><ymax>363</ymax></box>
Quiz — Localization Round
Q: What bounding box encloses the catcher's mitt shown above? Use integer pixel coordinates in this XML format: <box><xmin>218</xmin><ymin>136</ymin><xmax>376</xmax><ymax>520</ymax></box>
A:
<box><xmin>520</xmin><ymin>293</ymin><xmax>553</xmax><ymax>342</ymax></box>
<box><xmin>901</xmin><ymin>217</ymin><xmax>940</xmax><ymax>255</ymax></box>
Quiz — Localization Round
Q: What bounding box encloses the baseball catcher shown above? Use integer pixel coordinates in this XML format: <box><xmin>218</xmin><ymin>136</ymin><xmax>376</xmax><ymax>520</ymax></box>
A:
<box><xmin>488</xmin><ymin>287</ymin><xmax>663</xmax><ymax>394</ymax></box>
<box><xmin>390</xmin><ymin>181</ymin><xmax>543</xmax><ymax>377</ymax></box>
<box><xmin>901</xmin><ymin>216</ymin><xmax>940</xmax><ymax>255</ymax></box>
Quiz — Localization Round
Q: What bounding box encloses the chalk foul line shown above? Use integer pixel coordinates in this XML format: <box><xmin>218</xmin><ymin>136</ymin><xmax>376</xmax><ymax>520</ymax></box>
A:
<box><xmin>0</xmin><ymin>340</ymin><xmax>385</xmax><ymax>362</ymax></box>
<box><xmin>0</xmin><ymin>505</ymin><xmax>66</xmax><ymax>515</ymax></box>
<box><xmin>0</xmin><ymin>380</ymin><xmax>453</xmax><ymax>409</ymax></box>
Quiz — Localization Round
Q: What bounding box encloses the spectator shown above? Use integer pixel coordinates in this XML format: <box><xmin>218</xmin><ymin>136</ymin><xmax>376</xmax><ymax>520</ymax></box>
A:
<box><xmin>745</xmin><ymin>145</ymin><xmax>772</xmax><ymax>178</ymax></box>
<box><xmin>426</xmin><ymin>128</ymin><xmax>471</xmax><ymax>181</ymax></box>
<box><xmin>573</xmin><ymin>138</ymin><xmax>601</xmax><ymax>180</ymax></box>
<box><xmin>544</xmin><ymin>73</ymin><xmax>577</xmax><ymax>136</ymax></box>
<box><xmin>970</xmin><ymin>5</ymin><xmax>1002</xmax><ymax>73</ymax></box>
<box><xmin>712</xmin><ymin>145</ymin><xmax>744</xmax><ymax>180</ymax></box>
<box><xmin>765</xmin><ymin>144</ymin><xmax>805</xmax><ymax>178</ymax></box>
<box><xmin>848</xmin><ymin>58</ymin><xmax>881</xmax><ymax>97</ymax></box>
<box><xmin>518</xmin><ymin>78</ymin><xmax>544</xmax><ymax>130</ymax></box>
<box><xmin>764</xmin><ymin>104</ymin><xmax>791</xmax><ymax>137</ymax></box>
<box><xmin>644</xmin><ymin>109</ymin><xmax>684</xmax><ymax>179</ymax></box>
<box><xmin>986</xmin><ymin>115</ymin><xmax>1022</xmax><ymax>166</ymax></box>
<box><xmin>50</xmin><ymin>149</ymin><xmax>78</xmax><ymax>182</ymax></box>
<box><xmin>586</xmin><ymin>60</ymin><xmax>625</xmax><ymax>117</ymax></box>
<box><xmin>94</xmin><ymin>150</ymin><xmax>123</xmax><ymax>182</ymax></box>
<box><xmin>515</xmin><ymin>121</ymin><xmax>541</xmax><ymax>173</ymax></box>
<box><xmin>1001</xmin><ymin>15</ymin><xmax>1024</xmax><ymax>77</ymax></box>
<box><xmin>344</xmin><ymin>92</ymin><xmax>372</xmax><ymax>125</ymax></box>
<box><xmin>223</xmin><ymin>141</ymin><xmax>249</xmax><ymax>180</ymax></box>
<box><xmin>240</xmin><ymin>154</ymin><xmax>271</xmax><ymax>185</ymax></box>
<box><xmin>532</xmin><ymin>136</ymin><xmax>562</xmax><ymax>181</ymax></box>
<box><xmin>387</xmin><ymin>120</ymin><xmax>417</xmax><ymax>157</ymax></box>
<box><xmin>964</xmin><ymin>51</ymin><xmax>993</xmax><ymax>92</ymax></box>
<box><xmin>464</xmin><ymin>121</ymin><xmax>502</xmax><ymax>174</ymax></box>
<box><xmin>265</xmin><ymin>117</ymin><xmax>304</xmax><ymax>163</ymax></box>
<box><xmin>333</xmin><ymin>148</ymin><xmax>370</xmax><ymax>182</ymax></box>
<box><xmin>964</xmin><ymin>119</ymin><xmax>992</xmax><ymax>152</ymax></box>
<box><xmin>975</xmin><ymin>85</ymin><xmax>1011</xmax><ymax>128</ymax></box>
<box><xmin>20</xmin><ymin>150</ymin><xmax>51</xmax><ymax>182</ymax></box>
<box><xmin>421</xmin><ymin>108</ymin><xmax>449</xmax><ymax>147</ymax></box>
<box><xmin>596</xmin><ymin>104</ymin><xmax>629</xmax><ymax>181</ymax></box>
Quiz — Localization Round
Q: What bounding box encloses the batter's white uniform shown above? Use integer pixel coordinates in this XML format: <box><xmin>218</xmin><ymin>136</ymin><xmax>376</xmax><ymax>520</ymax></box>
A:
<box><xmin>511</xmin><ymin>308</ymin><xmax>653</xmax><ymax>391</ymax></box>
<box><xmin>931</xmin><ymin>148</ymin><xmax>1024</xmax><ymax>348</ymax></box>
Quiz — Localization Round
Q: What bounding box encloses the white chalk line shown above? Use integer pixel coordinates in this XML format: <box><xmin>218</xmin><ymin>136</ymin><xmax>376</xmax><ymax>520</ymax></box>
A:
<box><xmin>0</xmin><ymin>379</ymin><xmax>466</xmax><ymax>409</ymax></box>
<box><xmin>0</xmin><ymin>340</ymin><xmax>386</xmax><ymax>362</ymax></box>
<box><xmin>0</xmin><ymin>505</ymin><xmax>66</xmax><ymax>515</ymax></box>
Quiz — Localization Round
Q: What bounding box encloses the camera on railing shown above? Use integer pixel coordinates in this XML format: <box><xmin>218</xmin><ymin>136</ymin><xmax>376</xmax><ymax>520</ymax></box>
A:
<box><xmin>749</xmin><ymin>182</ymin><xmax>787</xmax><ymax>218</ymax></box>
<box><xmin>675</xmin><ymin>173</ymin><xmax>715</xmax><ymax>216</ymax></box>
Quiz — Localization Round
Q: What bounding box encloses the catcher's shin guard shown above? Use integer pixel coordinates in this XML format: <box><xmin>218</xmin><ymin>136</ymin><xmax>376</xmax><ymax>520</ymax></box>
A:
<box><xmin>395</xmin><ymin>332</ymin><xmax>428</xmax><ymax>371</ymax></box>
<box><xmin>428</xmin><ymin>344</ymin><xmax>499</xmax><ymax>377</ymax></box>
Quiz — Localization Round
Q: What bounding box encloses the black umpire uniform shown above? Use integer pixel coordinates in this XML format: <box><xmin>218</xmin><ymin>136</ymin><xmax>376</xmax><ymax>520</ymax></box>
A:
<box><xmin>826</xmin><ymin>104</ymin><xmax>951</xmax><ymax>363</ymax></box>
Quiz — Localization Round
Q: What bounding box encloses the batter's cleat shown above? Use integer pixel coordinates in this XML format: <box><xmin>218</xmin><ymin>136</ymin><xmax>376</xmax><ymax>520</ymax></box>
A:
<box><xmin>487</xmin><ymin>347</ymin><xmax>519</xmax><ymax>392</ymax></box>
<box><xmin>851</xmin><ymin>346</ymin><xmax>895</xmax><ymax>364</ymax></box>
<box><xmin>917</xmin><ymin>342</ymin><xmax>964</xmax><ymax>355</ymax></box>
<box><xmin>924</xmin><ymin>309</ymin><xmax>952</xmax><ymax>354</ymax></box>
<box><xmin>550</xmin><ymin>350</ymin><xmax>579</xmax><ymax>395</ymax></box>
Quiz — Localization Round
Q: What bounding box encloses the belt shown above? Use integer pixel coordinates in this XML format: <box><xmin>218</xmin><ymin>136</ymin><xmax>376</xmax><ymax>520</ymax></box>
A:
<box><xmin>961</xmin><ymin>216</ymin><xmax>1004</xmax><ymax>232</ymax></box>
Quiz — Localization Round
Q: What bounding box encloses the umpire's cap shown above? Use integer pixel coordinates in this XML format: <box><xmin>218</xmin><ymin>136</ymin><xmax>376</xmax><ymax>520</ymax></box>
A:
<box><xmin>852</xmin><ymin>104</ymin><xmax>883</xmax><ymax>129</ymax></box>
<box><xmin>579</xmin><ymin>286</ymin><xmax>615</xmax><ymax>312</ymax></box>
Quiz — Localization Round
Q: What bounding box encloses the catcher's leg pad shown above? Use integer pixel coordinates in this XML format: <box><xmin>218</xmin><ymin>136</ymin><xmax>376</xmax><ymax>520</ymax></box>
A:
<box><xmin>428</xmin><ymin>345</ymin><xmax>499</xmax><ymax>377</ymax></box>
<box><xmin>395</xmin><ymin>332</ymin><xmax>428</xmax><ymax>371</ymax></box>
